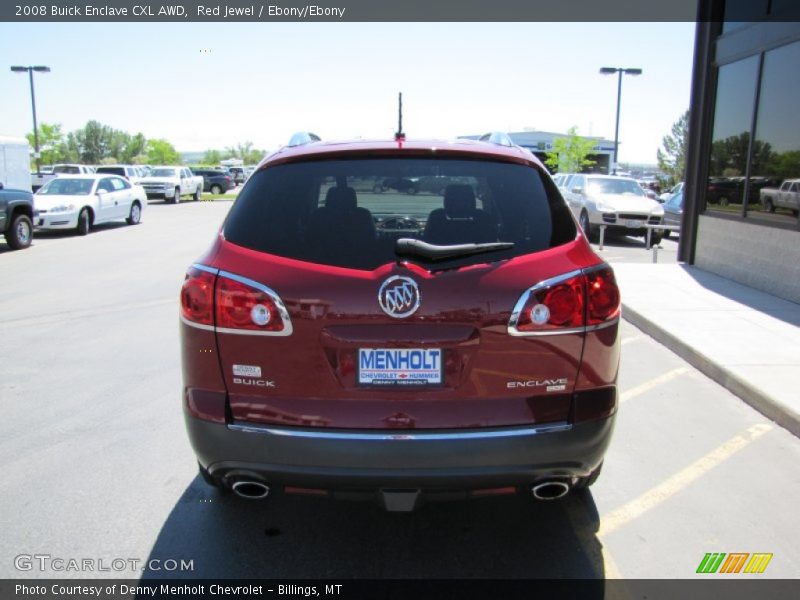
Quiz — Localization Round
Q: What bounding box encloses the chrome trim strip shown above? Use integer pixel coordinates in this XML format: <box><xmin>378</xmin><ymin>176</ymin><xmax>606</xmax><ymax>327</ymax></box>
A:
<box><xmin>228</xmin><ymin>422</ymin><xmax>572</xmax><ymax>440</ymax></box>
<box><xmin>192</xmin><ymin>263</ymin><xmax>219</xmax><ymax>275</ymax></box>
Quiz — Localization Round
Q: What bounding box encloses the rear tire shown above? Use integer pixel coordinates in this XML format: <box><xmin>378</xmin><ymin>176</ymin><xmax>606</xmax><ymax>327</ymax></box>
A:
<box><xmin>210</xmin><ymin>184</ymin><xmax>222</xmax><ymax>195</ymax></box>
<box><xmin>126</xmin><ymin>201</ymin><xmax>141</xmax><ymax>225</ymax></box>
<box><xmin>764</xmin><ymin>199</ymin><xmax>775</xmax><ymax>213</ymax></box>
<box><xmin>76</xmin><ymin>208</ymin><xmax>90</xmax><ymax>236</ymax></box>
<box><xmin>6</xmin><ymin>214</ymin><xmax>33</xmax><ymax>250</ymax></box>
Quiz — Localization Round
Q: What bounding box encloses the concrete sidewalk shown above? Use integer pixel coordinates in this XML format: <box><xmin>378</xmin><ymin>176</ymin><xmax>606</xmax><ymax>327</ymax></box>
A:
<box><xmin>612</xmin><ymin>263</ymin><xmax>800</xmax><ymax>438</ymax></box>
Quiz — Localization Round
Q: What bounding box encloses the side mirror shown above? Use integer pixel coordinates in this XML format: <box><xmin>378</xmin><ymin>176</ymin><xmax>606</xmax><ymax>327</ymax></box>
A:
<box><xmin>571</xmin><ymin>186</ymin><xmax>584</xmax><ymax>195</ymax></box>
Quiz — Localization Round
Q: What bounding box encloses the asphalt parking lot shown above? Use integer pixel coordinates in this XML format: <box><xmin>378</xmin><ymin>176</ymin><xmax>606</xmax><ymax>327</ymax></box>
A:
<box><xmin>1</xmin><ymin>200</ymin><xmax>798</xmax><ymax>579</ymax></box>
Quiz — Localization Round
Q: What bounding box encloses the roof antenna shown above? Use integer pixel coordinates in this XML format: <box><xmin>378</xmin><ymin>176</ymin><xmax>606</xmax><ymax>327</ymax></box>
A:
<box><xmin>394</xmin><ymin>92</ymin><xmax>405</xmax><ymax>142</ymax></box>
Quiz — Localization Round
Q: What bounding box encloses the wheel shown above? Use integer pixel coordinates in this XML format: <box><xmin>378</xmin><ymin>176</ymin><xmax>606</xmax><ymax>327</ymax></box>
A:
<box><xmin>194</xmin><ymin>186</ymin><xmax>201</xmax><ymax>201</ymax></box>
<box><xmin>663</xmin><ymin>229</ymin><xmax>671</xmax><ymax>239</ymax></box>
<box><xmin>210</xmin><ymin>184</ymin><xmax>222</xmax><ymax>195</ymax></box>
<box><xmin>579</xmin><ymin>211</ymin><xmax>596</xmax><ymax>241</ymax></box>
<box><xmin>172</xmin><ymin>188</ymin><xmax>180</xmax><ymax>204</ymax></box>
<box><xmin>649</xmin><ymin>233</ymin><xmax>663</xmax><ymax>246</ymax></box>
<box><xmin>6</xmin><ymin>214</ymin><xmax>33</xmax><ymax>250</ymax></box>
<box><xmin>764</xmin><ymin>199</ymin><xmax>775</xmax><ymax>213</ymax></box>
<box><xmin>573</xmin><ymin>462</ymin><xmax>603</xmax><ymax>490</ymax></box>
<box><xmin>76</xmin><ymin>208</ymin><xmax>91</xmax><ymax>236</ymax></box>
<box><xmin>719</xmin><ymin>195</ymin><xmax>729</xmax><ymax>207</ymax></box>
<box><xmin>372</xmin><ymin>184</ymin><xmax>383</xmax><ymax>193</ymax></box>
<box><xmin>126</xmin><ymin>201</ymin><xmax>142</xmax><ymax>225</ymax></box>
<box><xmin>406</xmin><ymin>185</ymin><xmax>418</xmax><ymax>195</ymax></box>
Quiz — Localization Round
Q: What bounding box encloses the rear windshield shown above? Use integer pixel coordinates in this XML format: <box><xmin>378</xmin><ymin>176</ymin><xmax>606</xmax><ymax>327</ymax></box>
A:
<box><xmin>96</xmin><ymin>167</ymin><xmax>125</xmax><ymax>176</ymax></box>
<box><xmin>224</xmin><ymin>158</ymin><xmax>575</xmax><ymax>271</ymax></box>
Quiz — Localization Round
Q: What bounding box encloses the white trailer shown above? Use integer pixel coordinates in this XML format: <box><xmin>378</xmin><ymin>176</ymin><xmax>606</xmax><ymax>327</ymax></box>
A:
<box><xmin>0</xmin><ymin>136</ymin><xmax>32</xmax><ymax>192</ymax></box>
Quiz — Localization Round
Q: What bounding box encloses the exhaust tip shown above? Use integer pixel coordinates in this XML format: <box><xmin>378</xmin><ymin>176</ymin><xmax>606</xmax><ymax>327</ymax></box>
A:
<box><xmin>232</xmin><ymin>480</ymin><xmax>270</xmax><ymax>500</ymax></box>
<box><xmin>531</xmin><ymin>481</ymin><xmax>570</xmax><ymax>501</ymax></box>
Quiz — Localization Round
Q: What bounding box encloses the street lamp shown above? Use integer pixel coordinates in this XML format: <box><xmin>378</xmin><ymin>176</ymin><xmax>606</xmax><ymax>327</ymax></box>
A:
<box><xmin>10</xmin><ymin>65</ymin><xmax>51</xmax><ymax>175</ymax></box>
<box><xmin>599</xmin><ymin>66</ymin><xmax>642</xmax><ymax>175</ymax></box>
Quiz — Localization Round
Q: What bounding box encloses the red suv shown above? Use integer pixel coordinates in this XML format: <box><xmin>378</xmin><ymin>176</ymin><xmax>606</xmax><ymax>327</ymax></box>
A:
<box><xmin>180</xmin><ymin>134</ymin><xmax>621</xmax><ymax>511</ymax></box>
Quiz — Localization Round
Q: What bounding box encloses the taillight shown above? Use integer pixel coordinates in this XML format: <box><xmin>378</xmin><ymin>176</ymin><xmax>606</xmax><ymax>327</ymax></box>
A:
<box><xmin>215</xmin><ymin>273</ymin><xmax>289</xmax><ymax>334</ymax></box>
<box><xmin>180</xmin><ymin>267</ymin><xmax>215</xmax><ymax>326</ymax></box>
<box><xmin>508</xmin><ymin>265</ymin><xmax>620</xmax><ymax>336</ymax></box>
<box><xmin>513</xmin><ymin>272</ymin><xmax>585</xmax><ymax>333</ymax></box>
<box><xmin>180</xmin><ymin>266</ymin><xmax>293</xmax><ymax>336</ymax></box>
<box><xmin>585</xmin><ymin>266</ymin><xmax>620</xmax><ymax>325</ymax></box>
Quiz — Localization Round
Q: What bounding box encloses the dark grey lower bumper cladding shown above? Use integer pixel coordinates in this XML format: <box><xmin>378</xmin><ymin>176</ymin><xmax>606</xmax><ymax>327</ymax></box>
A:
<box><xmin>186</xmin><ymin>412</ymin><xmax>616</xmax><ymax>491</ymax></box>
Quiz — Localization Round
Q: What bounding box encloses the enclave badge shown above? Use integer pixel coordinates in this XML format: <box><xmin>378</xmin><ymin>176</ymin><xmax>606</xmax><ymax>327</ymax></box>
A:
<box><xmin>378</xmin><ymin>276</ymin><xmax>420</xmax><ymax>318</ymax></box>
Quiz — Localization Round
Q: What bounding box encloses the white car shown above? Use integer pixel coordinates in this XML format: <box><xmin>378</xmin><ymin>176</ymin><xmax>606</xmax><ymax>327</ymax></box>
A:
<box><xmin>95</xmin><ymin>165</ymin><xmax>146</xmax><ymax>185</ymax></box>
<box><xmin>34</xmin><ymin>174</ymin><xmax>147</xmax><ymax>236</ymax></box>
<box><xmin>139</xmin><ymin>166</ymin><xmax>203</xmax><ymax>203</ymax></box>
<box><xmin>563</xmin><ymin>174</ymin><xmax>665</xmax><ymax>244</ymax></box>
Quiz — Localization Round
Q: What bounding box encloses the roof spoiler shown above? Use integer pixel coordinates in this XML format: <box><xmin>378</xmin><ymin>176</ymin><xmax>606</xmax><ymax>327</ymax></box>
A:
<box><xmin>478</xmin><ymin>132</ymin><xmax>514</xmax><ymax>147</ymax></box>
<box><xmin>287</xmin><ymin>132</ymin><xmax>321</xmax><ymax>147</ymax></box>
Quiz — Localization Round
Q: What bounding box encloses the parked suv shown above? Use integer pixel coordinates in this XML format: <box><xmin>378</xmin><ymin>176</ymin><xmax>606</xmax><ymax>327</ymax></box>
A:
<box><xmin>180</xmin><ymin>135</ymin><xmax>621</xmax><ymax>511</ymax></box>
<box><xmin>0</xmin><ymin>182</ymin><xmax>34</xmax><ymax>250</ymax></box>
<box><xmin>191</xmin><ymin>168</ymin><xmax>234</xmax><ymax>195</ymax></box>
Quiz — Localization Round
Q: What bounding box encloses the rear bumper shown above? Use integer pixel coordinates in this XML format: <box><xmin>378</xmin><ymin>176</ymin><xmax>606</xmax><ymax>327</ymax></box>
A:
<box><xmin>186</xmin><ymin>411</ymin><xmax>616</xmax><ymax>490</ymax></box>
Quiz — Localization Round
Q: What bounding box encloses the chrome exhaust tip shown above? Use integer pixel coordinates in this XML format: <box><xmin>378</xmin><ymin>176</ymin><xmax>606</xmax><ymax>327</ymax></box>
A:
<box><xmin>531</xmin><ymin>481</ymin><xmax>570</xmax><ymax>501</ymax></box>
<box><xmin>231</xmin><ymin>480</ymin><xmax>270</xmax><ymax>500</ymax></box>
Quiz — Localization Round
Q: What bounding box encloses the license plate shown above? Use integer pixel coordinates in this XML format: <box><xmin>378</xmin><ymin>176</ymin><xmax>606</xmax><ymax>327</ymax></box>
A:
<box><xmin>358</xmin><ymin>348</ymin><xmax>442</xmax><ymax>387</ymax></box>
<box><xmin>626</xmin><ymin>219</ymin><xmax>644</xmax><ymax>228</ymax></box>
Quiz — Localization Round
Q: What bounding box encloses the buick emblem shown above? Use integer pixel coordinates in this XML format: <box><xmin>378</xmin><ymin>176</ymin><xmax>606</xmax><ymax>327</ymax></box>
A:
<box><xmin>378</xmin><ymin>276</ymin><xmax>420</xmax><ymax>318</ymax></box>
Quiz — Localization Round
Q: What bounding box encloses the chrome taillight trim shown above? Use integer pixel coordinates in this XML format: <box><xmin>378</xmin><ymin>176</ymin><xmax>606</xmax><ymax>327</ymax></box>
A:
<box><xmin>180</xmin><ymin>264</ymin><xmax>294</xmax><ymax>336</ymax></box>
<box><xmin>506</xmin><ymin>265</ymin><xmax>620</xmax><ymax>337</ymax></box>
<box><xmin>228</xmin><ymin>421</ymin><xmax>572</xmax><ymax>440</ymax></box>
<box><xmin>507</xmin><ymin>269</ymin><xmax>583</xmax><ymax>337</ymax></box>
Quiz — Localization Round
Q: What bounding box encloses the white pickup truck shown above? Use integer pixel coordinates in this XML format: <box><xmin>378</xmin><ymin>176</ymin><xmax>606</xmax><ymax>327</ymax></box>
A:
<box><xmin>139</xmin><ymin>166</ymin><xmax>203</xmax><ymax>203</ymax></box>
<box><xmin>760</xmin><ymin>179</ymin><xmax>800</xmax><ymax>216</ymax></box>
<box><xmin>32</xmin><ymin>164</ymin><xmax>94</xmax><ymax>192</ymax></box>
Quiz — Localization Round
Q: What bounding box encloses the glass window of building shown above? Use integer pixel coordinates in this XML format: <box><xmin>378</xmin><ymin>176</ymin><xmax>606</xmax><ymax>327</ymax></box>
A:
<box><xmin>705</xmin><ymin>56</ymin><xmax>759</xmax><ymax>215</ymax></box>
<box><xmin>749</xmin><ymin>40</ymin><xmax>800</xmax><ymax>227</ymax></box>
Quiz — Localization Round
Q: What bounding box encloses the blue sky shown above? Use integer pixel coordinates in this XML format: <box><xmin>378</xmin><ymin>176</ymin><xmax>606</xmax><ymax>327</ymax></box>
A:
<box><xmin>0</xmin><ymin>22</ymin><xmax>695</xmax><ymax>163</ymax></box>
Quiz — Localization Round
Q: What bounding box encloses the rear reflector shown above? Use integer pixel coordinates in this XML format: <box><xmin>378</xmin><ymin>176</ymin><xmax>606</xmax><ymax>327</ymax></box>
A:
<box><xmin>508</xmin><ymin>264</ymin><xmax>620</xmax><ymax>336</ymax></box>
<box><xmin>470</xmin><ymin>486</ymin><xmax>517</xmax><ymax>497</ymax></box>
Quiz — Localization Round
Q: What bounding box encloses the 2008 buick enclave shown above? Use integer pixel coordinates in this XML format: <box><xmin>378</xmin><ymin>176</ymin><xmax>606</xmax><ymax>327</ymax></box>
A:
<box><xmin>180</xmin><ymin>133</ymin><xmax>620</xmax><ymax>511</ymax></box>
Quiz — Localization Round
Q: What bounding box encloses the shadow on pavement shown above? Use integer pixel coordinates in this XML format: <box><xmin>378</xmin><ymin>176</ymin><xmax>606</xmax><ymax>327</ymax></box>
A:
<box><xmin>143</xmin><ymin>476</ymin><xmax>607</xmax><ymax>581</ymax></box>
<box><xmin>680</xmin><ymin>264</ymin><xmax>800</xmax><ymax>327</ymax></box>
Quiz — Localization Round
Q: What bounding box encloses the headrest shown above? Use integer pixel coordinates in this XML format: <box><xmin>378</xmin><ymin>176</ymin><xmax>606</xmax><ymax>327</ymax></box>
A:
<box><xmin>444</xmin><ymin>184</ymin><xmax>476</xmax><ymax>216</ymax></box>
<box><xmin>325</xmin><ymin>186</ymin><xmax>357</xmax><ymax>211</ymax></box>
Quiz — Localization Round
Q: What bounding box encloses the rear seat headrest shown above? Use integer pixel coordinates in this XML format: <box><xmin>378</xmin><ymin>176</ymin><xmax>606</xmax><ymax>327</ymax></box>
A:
<box><xmin>444</xmin><ymin>184</ymin><xmax>476</xmax><ymax>216</ymax></box>
<box><xmin>325</xmin><ymin>186</ymin><xmax>358</xmax><ymax>211</ymax></box>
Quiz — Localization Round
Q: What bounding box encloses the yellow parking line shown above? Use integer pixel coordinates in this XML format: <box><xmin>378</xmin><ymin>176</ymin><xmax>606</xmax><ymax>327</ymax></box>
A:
<box><xmin>598</xmin><ymin>423</ymin><xmax>772</xmax><ymax>538</ymax></box>
<box><xmin>620</xmin><ymin>367</ymin><xmax>690</xmax><ymax>403</ymax></box>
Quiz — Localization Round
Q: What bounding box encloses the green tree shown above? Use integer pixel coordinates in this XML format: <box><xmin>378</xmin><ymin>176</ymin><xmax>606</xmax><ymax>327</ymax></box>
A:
<box><xmin>26</xmin><ymin>123</ymin><xmax>69</xmax><ymax>165</ymax></box>
<box><xmin>121</xmin><ymin>133</ymin><xmax>147</xmax><ymax>164</ymax></box>
<box><xmin>203</xmin><ymin>149</ymin><xmax>223</xmax><ymax>164</ymax></box>
<box><xmin>146</xmin><ymin>139</ymin><xmax>180</xmax><ymax>165</ymax></box>
<box><xmin>657</xmin><ymin>110</ymin><xmax>689</xmax><ymax>184</ymax></box>
<box><xmin>545</xmin><ymin>126</ymin><xmax>596</xmax><ymax>173</ymax></box>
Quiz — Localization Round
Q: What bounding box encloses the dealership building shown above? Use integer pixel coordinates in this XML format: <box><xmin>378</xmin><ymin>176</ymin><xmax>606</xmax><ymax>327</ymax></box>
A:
<box><xmin>681</xmin><ymin>2</ymin><xmax>800</xmax><ymax>302</ymax></box>
<box><xmin>460</xmin><ymin>131</ymin><xmax>617</xmax><ymax>174</ymax></box>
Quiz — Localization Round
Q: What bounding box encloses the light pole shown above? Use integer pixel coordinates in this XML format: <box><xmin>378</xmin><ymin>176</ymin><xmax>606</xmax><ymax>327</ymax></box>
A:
<box><xmin>10</xmin><ymin>65</ymin><xmax>51</xmax><ymax>175</ymax></box>
<box><xmin>599</xmin><ymin>66</ymin><xmax>642</xmax><ymax>175</ymax></box>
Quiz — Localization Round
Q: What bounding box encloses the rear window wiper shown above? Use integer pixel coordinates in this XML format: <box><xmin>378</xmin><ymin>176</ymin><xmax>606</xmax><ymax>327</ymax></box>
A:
<box><xmin>395</xmin><ymin>238</ymin><xmax>514</xmax><ymax>261</ymax></box>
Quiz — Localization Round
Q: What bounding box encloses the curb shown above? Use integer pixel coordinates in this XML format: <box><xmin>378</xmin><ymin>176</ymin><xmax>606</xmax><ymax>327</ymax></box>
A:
<box><xmin>622</xmin><ymin>303</ymin><xmax>800</xmax><ymax>439</ymax></box>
